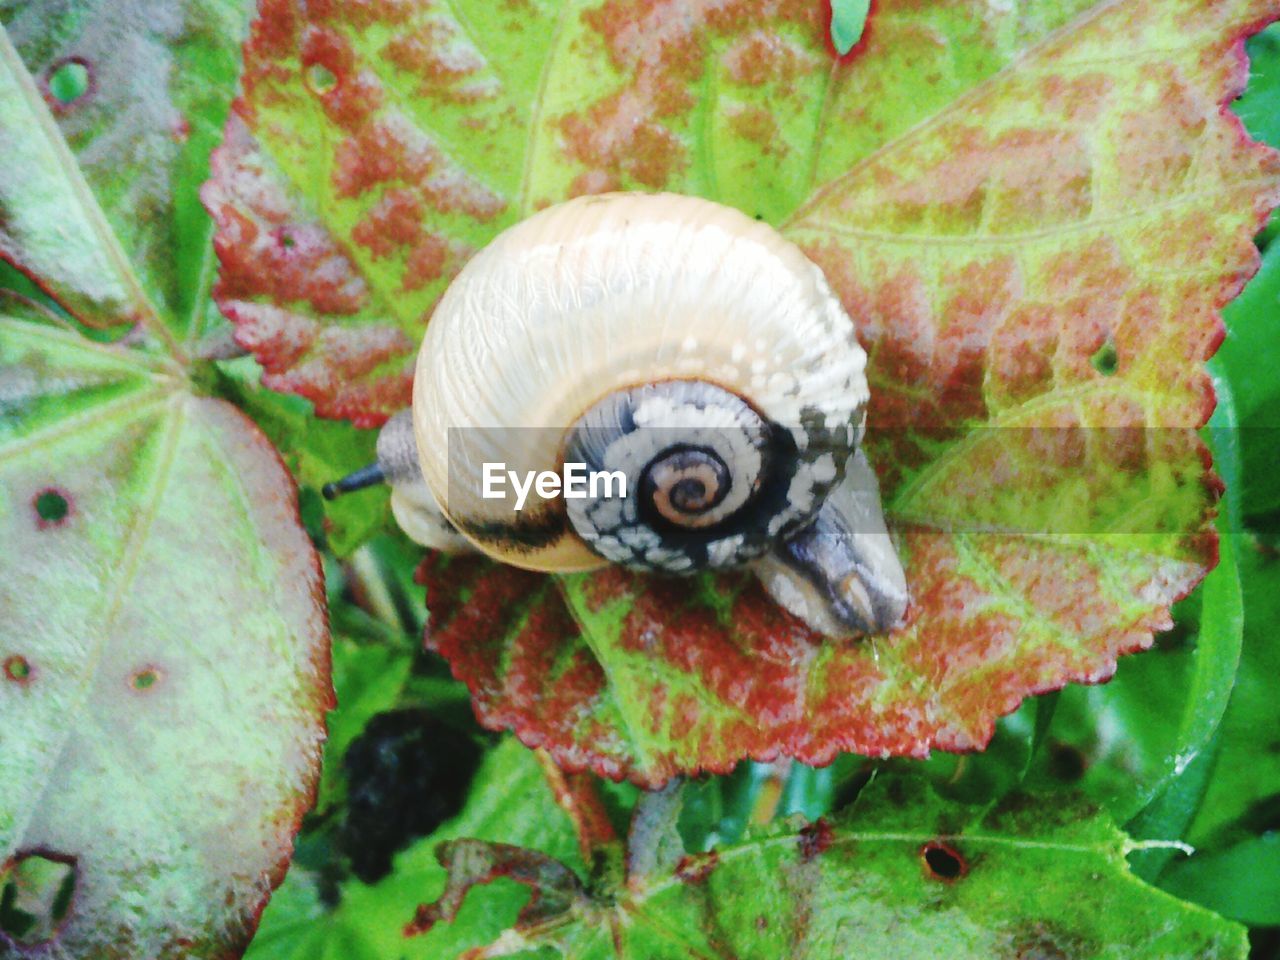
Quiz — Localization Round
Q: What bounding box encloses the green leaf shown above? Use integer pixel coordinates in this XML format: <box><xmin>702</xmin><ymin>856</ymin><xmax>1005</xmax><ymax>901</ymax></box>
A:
<box><xmin>216</xmin><ymin>356</ymin><xmax>388</xmax><ymax>557</ymax></box>
<box><xmin>909</xmin><ymin>373</ymin><xmax>1245</xmax><ymax>824</ymax></box>
<box><xmin>1219</xmin><ymin>239</ymin><xmax>1280</xmax><ymax>515</ymax></box>
<box><xmin>1186</xmin><ymin>539</ymin><xmax>1280</xmax><ymax>847</ymax></box>
<box><xmin>315</xmin><ymin>637</ymin><xmax>413</xmax><ymax>814</ymax></box>
<box><xmin>1019</xmin><ymin>532</ymin><xmax>1243</xmax><ymax>824</ymax></box>
<box><xmin>0</xmin><ymin>27</ymin><xmax>149</xmax><ymax>334</ymax></box>
<box><xmin>1159</xmin><ymin>834</ymin><xmax>1280</xmax><ymax>927</ymax></box>
<box><xmin>829</xmin><ymin>0</ymin><xmax>871</xmax><ymax>55</ymax></box>
<box><xmin>0</xmin><ymin>317</ymin><xmax>331</xmax><ymax>957</ymax></box>
<box><xmin>412</xmin><ymin>777</ymin><xmax>1248</xmax><ymax>959</ymax></box>
<box><xmin>1124</xmin><ymin>737</ymin><xmax>1220</xmax><ymax>883</ymax></box>
<box><xmin>245</xmin><ymin>738</ymin><xmax>586</xmax><ymax>960</ymax></box>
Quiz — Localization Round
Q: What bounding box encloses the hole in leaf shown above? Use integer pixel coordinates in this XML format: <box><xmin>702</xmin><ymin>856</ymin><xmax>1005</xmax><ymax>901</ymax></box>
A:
<box><xmin>46</xmin><ymin>59</ymin><xmax>90</xmax><ymax>108</ymax></box>
<box><xmin>3</xmin><ymin>656</ymin><xmax>32</xmax><ymax>684</ymax></box>
<box><xmin>0</xmin><ymin>853</ymin><xmax>78</xmax><ymax>945</ymax></box>
<box><xmin>1047</xmin><ymin>742</ymin><xmax>1088</xmax><ymax>782</ymax></box>
<box><xmin>1090</xmin><ymin>339</ymin><xmax>1118</xmax><ymax>376</ymax></box>
<box><xmin>130</xmin><ymin>668</ymin><xmax>160</xmax><ymax>691</ymax></box>
<box><xmin>304</xmin><ymin>63</ymin><xmax>338</xmax><ymax>96</ymax></box>
<box><xmin>33</xmin><ymin>488</ymin><xmax>70</xmax><ymax>527</ymax></box>
<box><xmin>921</xmin><ymin>841</ymin><xmax>967</xmax><ymax>882</ymax></box>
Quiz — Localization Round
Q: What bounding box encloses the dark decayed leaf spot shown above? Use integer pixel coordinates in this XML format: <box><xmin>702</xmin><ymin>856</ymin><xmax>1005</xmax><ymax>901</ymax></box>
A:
<box><xmin>0</xmin><ymin>853</ymin><xmax>78</xmax><ymax>946</ymax></box>
<box><xmin>1047</xmin><ymin>742</ymin><xmax>1089</xmax><ymax>782</ymax></box>
<box><xmin>405</xmin><ymin>840</ymin><xmax>585</xmax><ymax>938</ymax></box>
<box><xmin>45</xmin><ymin>58</ymin><xmax>90</xmax><ymax>109</ymax></box>
<box><xmin>921</xmin><ymin>842</ymin><xmax>968</xmax><ymax>882</ymax></box>
<box><xmin>797</xmin><ymin>818</ymin><xmax>835</xmax><ymax>862</ymax></box>
<box><xmin>32</xmin><ymin>488</ymin><xmax>70</xmax><ymax>528</ymax></box>
<box><xmin>130</xmin><ymin>668</ymin><xmax>160</xmax><ymax>692</ymax></box>
<box><xmin>340</xmin><ymin>709</ymin><xmax>480</xmax><ymax>884</ymax></box>
<box><xmin>304</xmin><ymin>63</ymin><xmax>338</xmax><ymax>97</ymax></box>
<box><xmin>3</xmin><ymin>656</ymin><xmax>32</xmax><ymax>684</ymax></box>
<box><xmin>1090</xmin><ymin>339</ymin><xmax>1119</xmax><ymax>376</ymax></box>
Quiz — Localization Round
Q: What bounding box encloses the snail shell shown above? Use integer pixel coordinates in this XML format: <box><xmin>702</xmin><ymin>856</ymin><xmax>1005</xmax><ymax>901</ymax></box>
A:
<box><xmin>380</xmin><ymin>193</ymin><xmax>905</xmax><ymax>636</ymax></box>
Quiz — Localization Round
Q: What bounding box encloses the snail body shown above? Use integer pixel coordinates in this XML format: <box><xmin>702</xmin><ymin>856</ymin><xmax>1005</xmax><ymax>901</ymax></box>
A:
<box><xmin>348</xmin><ymin>193</ymin><xmax>907</xmax><ymax>637</ymax></box>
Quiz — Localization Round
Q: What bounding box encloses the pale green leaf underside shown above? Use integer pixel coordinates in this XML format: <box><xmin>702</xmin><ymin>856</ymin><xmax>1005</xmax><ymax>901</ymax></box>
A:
<box><xmin>0</xmin><ymin>317</ymin><xmax>329</xmax><ymax>958</ymax></box>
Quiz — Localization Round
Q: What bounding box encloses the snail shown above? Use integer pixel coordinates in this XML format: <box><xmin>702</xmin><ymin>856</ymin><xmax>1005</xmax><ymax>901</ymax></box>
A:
<box><xmin>325</xmin><ymin>193</ymin><xmax>907</xmax><ymax>637</ymax></box>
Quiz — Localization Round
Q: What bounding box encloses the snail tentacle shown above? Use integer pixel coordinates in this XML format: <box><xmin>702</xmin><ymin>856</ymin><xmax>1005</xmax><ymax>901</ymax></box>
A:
<box><xmin>325</xmin><ymin>410</ymin><xmax>473</xmax><ymax>554</ymax></box>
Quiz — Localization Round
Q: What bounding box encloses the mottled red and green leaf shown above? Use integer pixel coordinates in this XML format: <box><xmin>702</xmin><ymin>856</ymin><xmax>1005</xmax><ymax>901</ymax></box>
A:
<box><xmin>214</xmin><ymin>0</ymin><xmax>1280</xmax><ymax>785</ymax></box>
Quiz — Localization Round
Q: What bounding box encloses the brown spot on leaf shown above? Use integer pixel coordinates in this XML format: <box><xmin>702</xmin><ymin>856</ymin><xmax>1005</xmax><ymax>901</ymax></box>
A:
<box><xmin>723</xmin><ymin>29</ymin><xmax>813</xmax><ymax>86</ymax></box>
<box><xmin>301</xmin><ymin>26</ymin><xmax>385</xmax><ymax>128</ymax></box>
<box><xmin>306</xmin><ymin>0</ymin><xmax>415</xmax><ymax>29</ymax></box>
<box><xmin>3</xmin><ymin>655</ymin><xmax>33</xmax><ymax>684</ymax></box>
<box><xmin>675</xmin><ymin>851</ymin><xmax>718</xmax><ymax>885</ymax></box>
<box><xmin>43</xmin><ymin>56</ymin><xmax>93</xmax><ymax>112</ymax></box>
<box><xmin>797</xmin><ymin>818</ymin><xmax>834</xmax><ymax>862</ymax></box>
<box><xmin>382</xmin><ymin>25</ymin><xmax>489</xmax><ymax>104</ymax></box>
<box><xmin>33</xmin><ymin>488</ymin><xmax>72</xmax><ymax>529</ymax></box>
<box><xmin>402</xmin><ymin>235</ymin><xmax>455</xmax><ymax>291</ymax></box>
<box><xmin>921</xmin><ymin>841</ymin><xmax>967</xmax><ymax>882</ymax></box>
<box><xmin>130</xmin><ymin>667</ymin><xmax>162</xmax><ymax>692</ymax></box>
<box><xmin>405</xmin><ymin>840</ymin><xmax>583</xmax><ymax>938</ymax></box>
<box><xmin>1004</xmin><ymin>921</ymin><xmax>1098</xmax><ymax>959</ymax></box>
<box><xmin>727</xmin><ymin>105</ymin><xmax>785</xmax><ymax>156</ymax></box>
<box><xmin>560</xmin><ymin>0</ymin><xmax>825</xmax><ymax>191</ymax></box>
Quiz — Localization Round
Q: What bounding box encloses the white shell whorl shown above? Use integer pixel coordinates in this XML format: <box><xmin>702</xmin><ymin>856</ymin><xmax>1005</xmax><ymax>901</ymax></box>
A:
<box><xmin>412</xmin><ymin>192</ymin><xmax>870</xmax><ymax>571</ymax></box>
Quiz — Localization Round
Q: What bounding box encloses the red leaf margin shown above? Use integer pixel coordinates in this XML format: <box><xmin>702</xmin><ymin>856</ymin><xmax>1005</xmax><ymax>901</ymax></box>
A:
<box><xmin>223</xmin><ymin>398</ymin><xmax>336</xmax><ymax>956</ymax></box>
